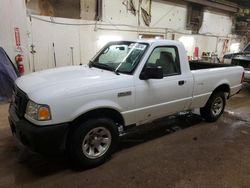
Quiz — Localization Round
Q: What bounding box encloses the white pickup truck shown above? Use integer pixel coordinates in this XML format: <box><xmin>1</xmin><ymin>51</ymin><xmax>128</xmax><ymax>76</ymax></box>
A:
<box><xmin>9</xmin><ymin>40</ymin><xmax>244</xmax><ymax>167</ymax></box>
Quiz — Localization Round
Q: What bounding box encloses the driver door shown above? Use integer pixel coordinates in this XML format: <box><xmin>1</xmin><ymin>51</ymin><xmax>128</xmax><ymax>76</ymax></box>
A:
<box><xmin>135</xmin><ymin>46</ymin><xmax>191</xmax><ymax>124</ymax></box>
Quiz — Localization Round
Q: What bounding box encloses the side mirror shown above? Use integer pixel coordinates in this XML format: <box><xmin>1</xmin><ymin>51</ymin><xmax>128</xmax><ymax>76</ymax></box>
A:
<box><xmin>140</xmin><ymin>66</ymin><xmax>163</xmax><ymax>80</ymax></box>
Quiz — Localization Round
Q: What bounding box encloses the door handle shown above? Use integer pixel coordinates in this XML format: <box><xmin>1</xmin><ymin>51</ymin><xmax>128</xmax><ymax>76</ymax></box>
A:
<box><xmin>178</xmin><ymin>80</ymin><xmax>186</xmax><ymax>85</ymax></box>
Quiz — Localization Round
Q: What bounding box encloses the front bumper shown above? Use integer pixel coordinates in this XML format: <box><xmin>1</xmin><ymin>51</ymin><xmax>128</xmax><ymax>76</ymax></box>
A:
<box><xmin>8</xmin><ymin>103</ymin><xmax>69</xmax><ymax>154</ymax></box>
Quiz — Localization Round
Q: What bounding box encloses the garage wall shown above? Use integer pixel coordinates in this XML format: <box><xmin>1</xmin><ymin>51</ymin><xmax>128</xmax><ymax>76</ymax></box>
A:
<box><xmin>103</xmin><ymin>0</ymin><xmax>187</xmax><ymax>30</ymax></box>
<box><xmin>27</xmin><ymin>17</ymin><xmax>138</xmax><ymax>71</ymax></box>
<box><xmin>26</xmin><ymin>0</ymin><xmax>241</xmax><ymax>72</ymax></box>
<box><xmin>27</xmin><ymin>17</ymin><xmax>81</xmax><ymax>71</ymax></box>
<box><xmin>0</xmin><ymin>0</ymin><xmax>29</xmax><ymax>72</ymax></box>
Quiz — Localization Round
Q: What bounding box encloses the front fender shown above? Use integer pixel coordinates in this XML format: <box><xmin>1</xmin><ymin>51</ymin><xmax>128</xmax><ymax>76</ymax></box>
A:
<box><xmin>71</xmin><ymin>99</ymin><xmax>123</xmax><ymax>121</ymax></box>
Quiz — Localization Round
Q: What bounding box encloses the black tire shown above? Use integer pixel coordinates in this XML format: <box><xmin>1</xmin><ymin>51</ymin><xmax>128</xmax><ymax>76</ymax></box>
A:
<box><xmin>68</xmin><ymin>118</ymin><xmax>119</xmax><ymax>168</ymax></box>
<box><xmin>200</xmin><ymin>91</ymin><xmax>226</xmax><ymax>122</ymax></box>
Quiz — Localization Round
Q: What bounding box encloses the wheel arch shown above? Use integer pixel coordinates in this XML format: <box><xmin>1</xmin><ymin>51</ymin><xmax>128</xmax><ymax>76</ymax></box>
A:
<box><xmin>212</xmin><ymin>83</ymin><xmax>230</xmax><ymax>99</ymax></box>
<box><xmin>67</xmin><ymin>109</ymin><xmax>122</xmax><ymax>167</ymax></box>
<box><xmin>65</xmin><ymin>107</ymin><xmax>125</xmax><ymax>150</ymax></box>
<box><xmin>201</xmin><ymin>83</ymin><xmax>230</xmax><ymax>109</ymax></box>
<box><xmin>72</xmin><ymin>108</ymin><xmax>125</xmax><ymax>127</ymax></box>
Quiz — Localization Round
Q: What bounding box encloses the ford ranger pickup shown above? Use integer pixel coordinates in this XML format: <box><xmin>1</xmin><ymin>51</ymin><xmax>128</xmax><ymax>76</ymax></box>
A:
<box><xmin>9</xmin><ymin>40</ymin><xmax>244</xmax><ymax>167</ymax></box>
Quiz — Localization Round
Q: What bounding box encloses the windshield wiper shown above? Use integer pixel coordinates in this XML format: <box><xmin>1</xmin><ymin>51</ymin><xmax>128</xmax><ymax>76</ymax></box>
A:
<box><xmin>88</xmin><ymin>60</ymin><xmax>94</xmax><ymax>68</ymax></box>
<box><xmin>90</xmin><ymin>62</ymin><xmax>120</xmax><ymax>75</ymax></box>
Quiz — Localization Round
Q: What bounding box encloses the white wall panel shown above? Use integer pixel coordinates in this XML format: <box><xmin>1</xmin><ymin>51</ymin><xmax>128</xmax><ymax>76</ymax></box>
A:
<box><xmin>195</xmin><ymin>35</ymin><xmax>217</xmax><ymax>56</ymax></box>
<box><xmin>0</xmin><ymin>0</ymin><xmax>29</xmax><ymax>72</ymax></box>
<box><xmin>151</xmin><ymin>1</ymin><xmax>187</xmax><ymax>31</ymax></box>
<box><xmin>28</xmin><ymin>17</ymin><xmax>82</xmax><ymax>71</ymax></box>
<box><xmin>27</xmin><ymin>16</ymin><xmax>140</xmax><ymax>70</ymax></box>
<box><xmin>200</xmin><ymin>10</ymin><xmax>233</xmax><ymax>36</ymax></box>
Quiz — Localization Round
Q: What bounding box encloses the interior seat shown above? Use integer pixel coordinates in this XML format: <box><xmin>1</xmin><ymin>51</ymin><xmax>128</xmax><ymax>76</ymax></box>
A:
<box><xmin>156</xmin><ymin>51</ymin><xmax>177</xmax><ymax>75</ymax></box>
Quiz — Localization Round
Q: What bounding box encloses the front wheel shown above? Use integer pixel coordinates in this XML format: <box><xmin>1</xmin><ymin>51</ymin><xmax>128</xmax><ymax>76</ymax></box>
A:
<box><xmin>200</xmin><ymin>91</ymin><xmax>226</xmax><ymax>122</ymax></box>
<box><xmin>68</xmin><ymin>118</ymin><xmax>119</xmax><ymax>167</ymax></box>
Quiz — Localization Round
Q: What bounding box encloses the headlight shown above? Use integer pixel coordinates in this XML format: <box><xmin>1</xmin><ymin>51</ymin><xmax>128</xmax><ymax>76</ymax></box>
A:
<box><xmin>26</xmin><ymin>100</ymin><xmax>51</xmax><ymax>121</ymax></box>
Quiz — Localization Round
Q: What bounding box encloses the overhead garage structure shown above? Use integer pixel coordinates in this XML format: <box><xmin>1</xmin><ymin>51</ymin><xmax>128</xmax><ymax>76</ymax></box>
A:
<box><xmin>0</xmin><ymin>0</ymin><xmax>249</xmax><ymax>73</ymax></box>
<box><xmin>0</xmin><ymin>0</ymin><xmax>250</xmax><ymax>188</ymax></box>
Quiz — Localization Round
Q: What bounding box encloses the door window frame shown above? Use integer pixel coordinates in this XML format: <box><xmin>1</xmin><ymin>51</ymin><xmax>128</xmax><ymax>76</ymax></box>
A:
<box><xmin>140</xmin><ymin>45</ymin><xmax>181</xmax><ymax>78</ymax></box>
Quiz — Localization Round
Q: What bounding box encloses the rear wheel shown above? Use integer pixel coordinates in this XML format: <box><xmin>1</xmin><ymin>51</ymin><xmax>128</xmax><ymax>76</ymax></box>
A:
<box><xmin>200</xmin><ymin>91</ymin><xmax>226</xmax><ymax>122</ymax></box>
<box><xmin>68</xmin><ymin>118</ymin><xmax>119</xmax><ymax>167</ymax></box>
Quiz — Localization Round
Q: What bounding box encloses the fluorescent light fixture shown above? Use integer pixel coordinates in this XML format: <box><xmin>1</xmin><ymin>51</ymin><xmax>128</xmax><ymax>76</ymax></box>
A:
<box><xmin>178</xmin><ymin>36</ymin><xmax>195</xmax><ymax>56</ymax></box>
<box><xmin>97</xmin><ymin>35</ymin><xmax>122</xmax><ymax>47</ymax></box>
<box><xmin>230</xmin><ymin>43</ymin><xmax>240</xmax><ymax>53</ymax></box>
<box><xmin>178</xmin><ymin>36</ymin><xmax>194</xmax><ymax>48</ymax></box>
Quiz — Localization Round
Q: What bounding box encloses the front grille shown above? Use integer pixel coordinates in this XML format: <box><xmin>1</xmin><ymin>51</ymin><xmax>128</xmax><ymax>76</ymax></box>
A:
<box><xmin>14</xmin><ymin>86</ymin><xmax>29</xmax><ymax>118</ymax></box>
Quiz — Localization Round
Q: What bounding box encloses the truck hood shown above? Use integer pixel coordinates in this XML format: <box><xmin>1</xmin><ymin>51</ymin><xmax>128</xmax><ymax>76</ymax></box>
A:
<box><xmin>16</xmin><ymin>65</ymin><xmax>132</xmax><ymax>102</ymax></box>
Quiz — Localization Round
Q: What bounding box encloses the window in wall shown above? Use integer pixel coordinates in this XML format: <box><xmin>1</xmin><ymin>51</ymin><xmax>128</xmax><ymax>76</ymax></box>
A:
<box><xmin>81</xmin><ymin>0</ymin><xmax>102</xmax><ymax>20</ymax></box>
<box><xmin>26</xmin><ymin>0</ymin><xmax>102</xmax><ymax>20</ymax></box>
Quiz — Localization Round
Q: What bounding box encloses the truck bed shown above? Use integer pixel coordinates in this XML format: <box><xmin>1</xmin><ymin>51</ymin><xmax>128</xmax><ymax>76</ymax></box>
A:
<box><xmin>189</xmin><ymin>60</ymin><xmax>234</xmax><ymax>70</ymax></box>
<box><xmin>188</xmin><ymin>61</ymin><xmax>243</xmax><ymax>110</ymax></box>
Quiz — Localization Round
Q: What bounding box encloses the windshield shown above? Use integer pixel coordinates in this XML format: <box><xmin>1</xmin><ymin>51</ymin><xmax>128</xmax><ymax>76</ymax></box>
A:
<box><xmin>91</xmin><ymin>41</ymin><xmax>148</xmax><ymax>74</ymax></box>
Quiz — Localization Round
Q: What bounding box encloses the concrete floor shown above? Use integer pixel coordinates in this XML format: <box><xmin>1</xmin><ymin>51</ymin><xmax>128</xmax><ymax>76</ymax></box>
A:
<box><xmin>0</xmin><ymin>83</ymin><xmax>250</xmax><ymax>188</ymax></box>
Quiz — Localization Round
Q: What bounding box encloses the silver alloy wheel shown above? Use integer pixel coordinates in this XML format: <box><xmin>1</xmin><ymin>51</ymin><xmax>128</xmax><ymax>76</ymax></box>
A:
<box><xmin>211</xmin><ymin>97</ymin><xmax>223</xmax><ymax>116</ymax></box>
<box><xmin>82</xmin><ymin>127</ymin><xmax>112</xmax><ymax>159</ymax></box>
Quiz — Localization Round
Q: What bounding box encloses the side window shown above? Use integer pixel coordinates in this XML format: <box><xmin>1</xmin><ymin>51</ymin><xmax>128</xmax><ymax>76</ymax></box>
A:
<box><xmin>146</xmin><ymin>46</ymin><xmax>181</xmax><ymax>76</ymax></box>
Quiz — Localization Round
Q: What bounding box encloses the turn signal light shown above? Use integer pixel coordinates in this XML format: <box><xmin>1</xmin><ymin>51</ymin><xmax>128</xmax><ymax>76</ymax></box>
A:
<box><xmin>38</xmin><ymin>107</ymin><xmax>51</xmax><ymax>121</ymax></box>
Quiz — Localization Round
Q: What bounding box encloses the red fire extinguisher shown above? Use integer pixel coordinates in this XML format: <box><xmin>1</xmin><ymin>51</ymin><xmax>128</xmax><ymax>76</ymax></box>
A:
<box><xmin>15</xmin><ymin>54</ymin><xmax>24</xmax><ymax>75</ymax></box>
